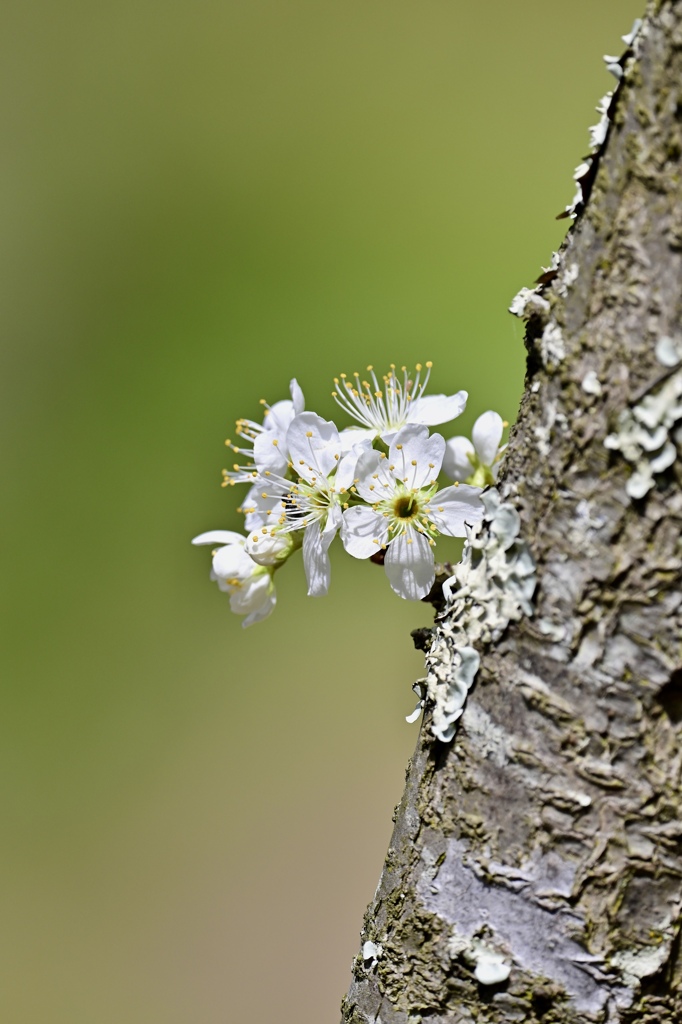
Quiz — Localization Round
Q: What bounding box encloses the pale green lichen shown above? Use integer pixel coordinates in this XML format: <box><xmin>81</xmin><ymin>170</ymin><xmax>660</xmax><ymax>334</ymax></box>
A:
<box><xmin>604</xmin><ymin>336</ymin><xmax>682</xmax><ymax>498</ymax></box>
<box><xmin>416</xmin><ymin>488</ymin><xmax>536</xmax><ymax>743</ymax></box>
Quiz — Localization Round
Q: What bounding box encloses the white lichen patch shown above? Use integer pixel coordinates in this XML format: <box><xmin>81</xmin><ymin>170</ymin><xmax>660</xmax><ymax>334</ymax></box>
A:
<box><xmin>447</xmin><ymin>926</ymin><xmax>512</xmax><ymax>985</ymax></box>
<box><xmin>604</xmin><ymin>351</ymin><xmax>682</xmax><ymax>498</ymax></box>
<box><xmin>508</xmin><ymin>287</ymin><xmax>550</xmax><ymax>322</ymax></box>
<box><xmin>581</xmin><ymin>370</ymin><xmax>603</xmax><ymax>396</ymax></box>
<box><xmin>420</xmin><ymin>489</ymin><xmax>535</xmax><ymax>743</ymax></box>
<box><xmin>611</xmin><ymin>945</ymin><xmax>668</xmax><ymax>986</ymax></box>
<box><xmin>362</xmin><ymin>940</ymin><xmax>383</xmax><ymax>968</ymax></box>
<box><xmin>540</xmin><ymin>323</ymin><xmax>565</xmax><ymax>368</ymax></box>
<box><xmin>655</xmin><ymin>335</ymin><xmax>682</xmax><ymax>368</ymax></box>
<box><xmin>471</xmin><ymin>941</ymin><xmax>512</xmax><ymax>986</ymax></box>
<box><xmin>561</xmin><ymin>19</ymin><xmax>643</xmax><ymax>220</ymax></box>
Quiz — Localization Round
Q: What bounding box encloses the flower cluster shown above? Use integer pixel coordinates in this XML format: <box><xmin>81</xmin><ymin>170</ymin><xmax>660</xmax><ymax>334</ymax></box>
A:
<box><xmin>193</xmin><ymin>364</ymin><xmax>507</xmax><ymax>626</ymax></box>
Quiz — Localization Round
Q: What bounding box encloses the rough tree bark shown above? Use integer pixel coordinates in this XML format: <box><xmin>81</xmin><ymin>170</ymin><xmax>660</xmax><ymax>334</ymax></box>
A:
<box><xmin>340</xmin><ymin>2</ymin><xmax>682</xmax><ymax>1022</ymax></box>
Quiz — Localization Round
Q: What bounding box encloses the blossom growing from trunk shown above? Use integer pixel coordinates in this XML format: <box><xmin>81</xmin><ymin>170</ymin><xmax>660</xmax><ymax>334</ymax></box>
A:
<box><xmin>249</xmin><ymin>412</ymin><xmax>368</xmax><ymax>597</ymax></box>
<box><xmin>340</xmin><ymin>424</ymin><xmax>484</xmax><ymax>600</ymax></box>
<box><xmin>442</xmin><ymin>410</ymin><xmax>506</xmax><ymax>487</ymax></box>
<box><xmin>222</xmin><ymin>378</ymin><xmax>305</xmax><ymax>486</ymax></box>
<box><xmin>191</xmin><ymin>530</ymin><xmax>276</xmax><ymax>627</ymax></box>
<box><xmin>332</xmin><ymin>363</ymin><xmax>467</xmax><ymax>443</ymax></box>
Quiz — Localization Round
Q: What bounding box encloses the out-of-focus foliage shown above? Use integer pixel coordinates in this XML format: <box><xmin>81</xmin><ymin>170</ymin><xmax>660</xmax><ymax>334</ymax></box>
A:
<box><xmin>0</xmin><ymin>1</ymin><xmax>642</xmax><ymax>1020</ymax></box>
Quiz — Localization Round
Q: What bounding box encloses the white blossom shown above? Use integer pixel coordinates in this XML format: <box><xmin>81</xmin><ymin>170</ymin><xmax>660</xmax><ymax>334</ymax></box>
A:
<box><xmin>341</xmin><ymin>424</ymin><xmax>483</xmax><ymax>600</ymax></box>
<box><xmin>222</xmin><ymin>378</ymin><xmax>305</xmax><ymax>487</ymax></box>
<box><xmin>442</xmin><ymin>411</ymin><xmax>506</xmax><ymax>487</ymax></box>
<box><xmin>332</xmin><ymin>362</ymin><xmax>467</xmax><ymax>443</ymax></box>
<box><xmin>249</xmin><ymin>412</ymin><xmax>367</xmax><ymax>597</ymax></box>
<box><xmin>191</xmin><ymin>530</ymin><xmax>276</xmax><ymax>627</ymax></box>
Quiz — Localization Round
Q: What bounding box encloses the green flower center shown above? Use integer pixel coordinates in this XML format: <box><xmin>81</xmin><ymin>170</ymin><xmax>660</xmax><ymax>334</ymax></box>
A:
<box><xmin>393</xmin><ymin>493</ymin><xmax>420</xmax><ymax>520</ymax></box>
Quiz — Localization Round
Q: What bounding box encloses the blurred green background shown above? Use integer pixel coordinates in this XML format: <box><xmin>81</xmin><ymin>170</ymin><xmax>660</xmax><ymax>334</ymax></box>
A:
<box><xmin>1</xmin><ymin>1</ymin><xmax>641</xmax><ymax>1021</ymax></box>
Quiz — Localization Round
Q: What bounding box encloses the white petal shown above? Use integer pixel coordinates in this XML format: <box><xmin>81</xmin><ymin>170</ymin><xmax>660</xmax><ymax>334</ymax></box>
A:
<box><xmin>442</xmin><ymin>436</ymin><xmax>475</xmax><ymax>482</ymax></box>
<box><xmin>213</xmin><ymin>542</ymin><xmax>254</xmax><ymax>580</ymax></box>
<box><xmin>263</xmin><ymin>398</ymin><xmax>295</xmax><ymax>434</ymax></box>
<box><xmin>384</xmin><ymin>530</ymin><xmax>435</xmax><ymax>600</ymax></box>
<box><xmin>302</xmin><ymin>518</ymin><xmax>334</xmax><ymax>596</ymax></box>
<box><xmin>244</xmin><ymin>530</ymin><xmax>291</xmax><ymax>566</ymax></box>
<box><xmin>289</xmin><ymin>377</ymin><xmax>305</xmax><ymax>414</ymax></box>
<box><xmin>324</xmin><ymin>503</ymin><xmax>343</xmax><ymax>535</ymax></box>
<box><xmin>229</xmin><ymin>570</ymin><xmax>272</xmax><ymax>613</ymax></box>
<box><xmin>253</xmin><ymin>429</ymin><xmax>289</xmax><ymax>476</ymax></box>
<box><xmin>335</xmin><ymin>439</ymin><xmax>372</xmax><ymax>492</ymax></box>
<box><xmin>429</xmin><ymin>485</ymin><xmax>484</xmax><ymax>537</ymax></box>
<box><xmin>340</xmin><ymin>505</ymin><xmax>389</xmax><ymax>559</ymax></box>
<box><xmin>338</xmin><ymin>426</ymin><xmax>377</xmax><ymax>451</ymax></box>
<box><xmin>242</xmin><ymin>587</ymin><xmax>276</xmax><ymax>627</ymax></box>
<box><xmin>389</xmin><ymin>424</ymin><xmax>445</xmax><ymax>489</ymax></box>
<box><xmin>287</xmin><ymin>412</ymin><xmax>341</xmax><ymax>483</ymax></box>
<box><xmin>472</xmin><ymin>411</ymin><xmax>504</xmax><ymax>466</ymax></box>
<box><xmin>192</xmin><ymin>530</ymin><xmax>244</xmax><ymax>546</ymax></box>
<box><xmin>407</xmin><ymin>390</ymin><xmax>468</xmax><ymax>426</ymax></box>
<box><xmin>354</xmin><ymin>448</ymin><xmax>395</xmax><ymax>503</ymax></box>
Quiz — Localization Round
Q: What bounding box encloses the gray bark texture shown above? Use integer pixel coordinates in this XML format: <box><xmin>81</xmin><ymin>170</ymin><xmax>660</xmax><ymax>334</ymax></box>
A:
<box><xmin>340</xmin><ymin>3</ymin><xmax>682</xmax><ymax>1022</ymax></box>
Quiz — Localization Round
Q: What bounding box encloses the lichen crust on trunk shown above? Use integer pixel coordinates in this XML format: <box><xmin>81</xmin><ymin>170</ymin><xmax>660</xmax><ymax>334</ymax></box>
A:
<box><xmin>341</xmin><ymin>2</ymin><xmax>682</xmax><ymax>1021</ymax></box>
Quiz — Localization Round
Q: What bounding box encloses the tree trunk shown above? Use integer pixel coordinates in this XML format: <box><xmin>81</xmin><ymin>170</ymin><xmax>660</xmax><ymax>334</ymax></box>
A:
<box><xmin>340</xmin><ymin>2</ymin><xmax>682</xmax><ymax>1022</ymax></box>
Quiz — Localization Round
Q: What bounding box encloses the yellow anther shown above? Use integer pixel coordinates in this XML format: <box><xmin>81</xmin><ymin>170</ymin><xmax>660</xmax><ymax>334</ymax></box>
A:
<box><xmin>426</xmin><ymin>360</ymin><xmax>432</xmax><ymax>368</ymax></box>
<box><xmin>411</xmin><ymin>459</ymin><xmax>417</xmax><ymax>466</ymax></box>
<box><xmin>406</xmin><ymin>537</ymin><xmax>413</xmax><ymax>545</ymax></box>
<box><xmin>261</xmin><ymin>492</ymin><xmax>268</xmax><ymax>498</ymax></box>
<box><xmin>396</xmin><ymin>444</ymin><xmax>403</xmax><ymax>450</ymax></box>
<box><xmin>369</xmin><ymin>485</ymin><xmax>375</xmax><ymax>491</ymax></box>
<box><xmin>367</xmin><ymin>364</ymin><xmax>373</xmax><ymax>371</ymax></box>
<box><xmin>225</xmin><ymin>439</ymin><xmax>232</xmax><ymax>446</ymax></box>
<box><xmin>261</xmin><ymin>527</ymin><xmax>267</xmax><ymax>534</ymax></box>
<box><xmin>416</xmin><ymin>363</ymin><xmax>422</xmax><ymax>371</ymax></box>
<box><xmin>306</xmin><ymin>431</ymin><xmax>313</xmax><ymax>437</ymax></box>
<box><xmin>373</xmin><ymin>538</ymin><xmax>379</xmax><ymax>545</ymax></box>
<box><xmin>503</xmin><ymin>419</ymin><xmax>509</xmax><ymax>428</ymax></box>
<box><xmin>438</xmin><ymin>506</ymin><xmax>444</xmax><ymax>512</ymax></box>
<box><xmin>428</xmin><ymin>462</ymin><xmax>435</xmax><ymax>468</ymax></box>
<box><xmin>272</xmin><ymin>439</ymin><xmax>278</xmax><ymax>446</ymax></box>
<box><xmin>299</xmin><ymin>460</ymin><xmax>305</xmax><ymax>465</ymax></box>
